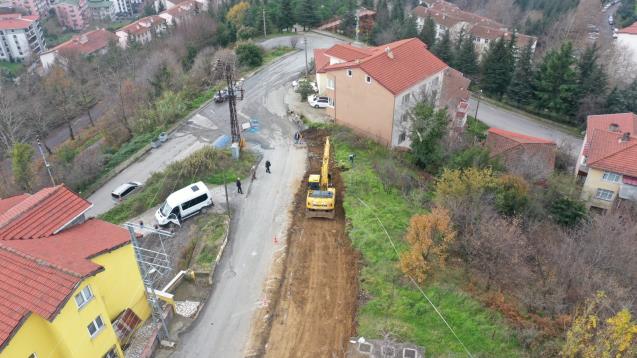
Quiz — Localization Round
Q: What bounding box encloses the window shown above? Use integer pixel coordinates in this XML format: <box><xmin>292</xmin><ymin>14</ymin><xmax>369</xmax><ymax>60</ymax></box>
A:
<box><xmin>595</xmin><ymin>188</ymin><xmax>614</xmax><ymax>201</ymax></box>
<box><xmin>346</xmin><ymin>69</ymin><xmax>352</xmax><ymax>77</ymax></box>
<box><xmin>326</xmin><ymin>78</ymin><xmax>334</xmax><ymax>89</ymax></box>
<box><xmin>602</xmin><ymin>171</ymin><xmax>621</xmax><ymax>183</ymax></box>
<box><xmin>398</xmin><ymin>132</ymin><xmax>407</xmax><ymax>143</ymax></box>
<box><xmin>87</xmin><ymin>315</ymin><xmax>105</xmax><ymax>338</ymax></box>
<box><xmin>75</xmin><ymin>285</ymin><xmax>94</xmax><ymax>308</ymax></box>
<box><xmin>401</xmin><ymin>112</ymin><xmax>409</xmax><ymax>123</ymax></box>
<box><xmin>103</xmin><ymin>347</ymin><xmax>119</xmax><ymax>358</ymax></box>
<box><xmin>402</xmin><ymin>93</ymin><xmax>411</xmax><ymax>104</ymax></box>
<box><xmin>181</xmin><ymin>194</ymin><xmax>208</xmax><ymax>210</ymax></box>
<box><xmin>328</xmin><ymin>97</ymin><xmax>335</xmax><ymax>107</ymax></box>
<box><xmin>365</xmin><ymin>75</ymin><xmax>371</xmax><ymax>84</ymax></box>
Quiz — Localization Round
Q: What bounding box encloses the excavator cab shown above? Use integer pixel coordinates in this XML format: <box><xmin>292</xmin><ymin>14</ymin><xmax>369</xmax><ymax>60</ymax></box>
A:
<box><xmin>306</xmin><ymin>138</ymin><xmax>336</xmax><ymax>219</ymax></box>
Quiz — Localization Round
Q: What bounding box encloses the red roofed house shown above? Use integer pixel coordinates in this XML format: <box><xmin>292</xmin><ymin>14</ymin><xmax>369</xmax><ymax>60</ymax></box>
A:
<box><xmin>317</xmin><ymin>7</ymin><xmax>376</xmax><ymax>40</ymax></box>
<box><xmin>485</xmin><ymin>128</ymin><xmax>556</xmax><ymax>181</ymax></box>
<box><xmin>0</xmin><ymin>13</ymin><xmax>46</xmax><ymax>63</ymax></box>
<box><xmin>158</xmin><ymin>0</ymin><xmax>197</xmax><ymax>26</ymax></box>
<box><xmin>40</xmin><ymin>28</ymin><xmax>117</xmax><ymax>70</ymax></box>
<box><xmin>576</xmin><ymin>113</ymin><xmax>637</xmax><ymax>211</ymax></box>
<box><xmin>412</xmin><ymin>1</ymin><xmax>537</xmax><ymax>59</ymax></box>
<box><xmin>116</xmin><ymin>15</ymin><xmax>167</xmax><ymax>48</ymax></box>
<box><xmin>313</xmin><ymin>37</ymin><xmax>470</xmax><ymax>148</ymax></box>
<box><xmin>0</xmin><ymin>185</ymin><xmax>151</xmax><ymax>357</ymax></box>
<box><xmin>617</xmin><ymin>21</ymin><xmax>637</xmax><ymax>65</ymax></box>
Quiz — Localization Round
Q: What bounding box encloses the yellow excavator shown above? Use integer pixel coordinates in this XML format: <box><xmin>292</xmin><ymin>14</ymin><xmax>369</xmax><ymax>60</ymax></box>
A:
<box><xmin>306</xmin><ymin>137</ymin><xmax>336</xmax><ymax>219</ymax></box>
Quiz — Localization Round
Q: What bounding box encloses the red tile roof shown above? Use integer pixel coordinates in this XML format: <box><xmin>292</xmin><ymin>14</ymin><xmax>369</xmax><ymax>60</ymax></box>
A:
<box><xmin>0</xmin><ymin>195</ymin><xmax>28</xmax><ymax>215</ymax></box>
<box><xmin>488</xmin><ymin>128</ymin><xmax>555</xmax><ymax>146</ymax></box>
<box><xmin>0</xmin><ymin>185</ymin><xmax>91</xmax><ymax>240</ymax></box>
<box><xmin>321</xmin><ymin>38</ymin><xmax>448</xmax><ymax>95</ymax></box>
<box><xmin>585</xmin><ymin>112</ymin><xmax>637</xmax><ymax>139</ymax></box>
<box><xmin>324</xmin><ymin>43</ymin><xmax>376</xmax><ymax>62</ymax></box>
<box><xmin>314</xmin><ymin>48</ymin><xmax>330</xmax><ymax>73</ymax></box>
<box><xmin>119</xmin><ymin>15</ymin><xmax>166</xmax><ymax>35</ymax></box>
<box><xmin>586</xmin><ymin>129</ymin><xmax>637</xmax><ymax>177</ymax></box>
<box><xmin>48</xmin><ymin>28</ymin><xmax>117</xmax><ymax>56</ymax></box>
<box><xmin>618</xmin><ymin>21</ymin><xmax>637</xmax><ymax>35</ymax></box>
<box><xmin>0</xmin><ymin>186</ymin><xmax>131</xmax><ymax>350</ymax></box>
<box><xmin>0</xmin><ymin>13</ymin><xmax>39</xmax><ymax>30</ymax></box>
<box><xmin>485</xmin><ymin>128</ymin><xmax>556</xmax><ymax>178</ymax></box>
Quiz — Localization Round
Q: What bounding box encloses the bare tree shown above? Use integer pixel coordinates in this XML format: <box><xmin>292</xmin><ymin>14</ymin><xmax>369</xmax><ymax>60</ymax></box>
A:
<box><xmin>43</xmin><ymin>66</ymin><xmax>78</xmax><ymax>140</ymax></box>
<box><xmin>289</xmin><ymin>36</ymin><xmax>299</xmax><ymax>49</ymax></box>
<box><xmin>0</xmin><ymin>89</ymin><xmax>28</xmax><ymax>154</ymax></box>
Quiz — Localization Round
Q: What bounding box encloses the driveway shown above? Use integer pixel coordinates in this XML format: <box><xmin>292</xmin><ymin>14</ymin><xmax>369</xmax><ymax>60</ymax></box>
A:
<box><xmin>469</xmin><ymin>97</ymin><xmax>583</xmax><ymax>154</ymax></box>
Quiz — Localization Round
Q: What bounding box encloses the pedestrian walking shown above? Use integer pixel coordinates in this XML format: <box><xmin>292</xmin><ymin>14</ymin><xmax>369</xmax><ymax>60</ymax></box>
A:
<box><xmin>265</xmin><ymin>160</ymin><xmax>271</xmax><ymax>174</ymax></box>
<box><xmin>236</xmin><ymin>177</ymin><xmax>243</xmax><ymax>194</ymax></box>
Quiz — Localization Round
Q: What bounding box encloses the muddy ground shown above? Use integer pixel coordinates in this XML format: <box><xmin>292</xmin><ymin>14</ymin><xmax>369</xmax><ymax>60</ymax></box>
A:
<box><xmin>247</xmin><ymin>129</ymin><xmax>359</xmax><ymax>357</ymax></box>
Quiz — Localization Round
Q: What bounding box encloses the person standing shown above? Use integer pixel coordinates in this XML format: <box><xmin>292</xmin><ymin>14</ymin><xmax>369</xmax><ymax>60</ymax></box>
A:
<box><xmin>265</xmin><ymin>160</ymin><xmax>271</xmax><ymax>174</ymax></box>
<box><xmin>236</xmin><ymin>177</ymin><xmax>243</xmax><ymax>194</ymax></box>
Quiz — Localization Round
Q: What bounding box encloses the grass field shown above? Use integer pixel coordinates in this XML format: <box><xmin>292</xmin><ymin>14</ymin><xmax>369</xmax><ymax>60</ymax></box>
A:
<box><xmin>0</xmin><ymin>62</ymin><xmax>24</xmax><ymax>76</ymax></box>
<box><xmin>331</xmin><ymin>128</ymin><xmax>524</xmax><ymax>356</ymax></box>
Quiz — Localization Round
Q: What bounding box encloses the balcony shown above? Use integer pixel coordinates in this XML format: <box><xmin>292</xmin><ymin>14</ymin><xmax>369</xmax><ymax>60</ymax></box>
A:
<box><xmin>618</xmin><ymin>182</ymin><xmax>637</xmax><ymax>202</ymax></box>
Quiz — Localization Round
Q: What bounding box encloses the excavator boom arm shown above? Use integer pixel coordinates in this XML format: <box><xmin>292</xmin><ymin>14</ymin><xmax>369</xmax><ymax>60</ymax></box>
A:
<box><xmin>320</xmin><ymin>137</ymin><xmax>330</xmax><ymax>190</ymax></box>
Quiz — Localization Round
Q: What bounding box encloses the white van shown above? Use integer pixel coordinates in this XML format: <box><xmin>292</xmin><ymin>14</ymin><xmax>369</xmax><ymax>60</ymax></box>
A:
<box><xmin>155</xmin><ymin>181</ymin><xmax>213</xmax><ymax>227</ymax></box>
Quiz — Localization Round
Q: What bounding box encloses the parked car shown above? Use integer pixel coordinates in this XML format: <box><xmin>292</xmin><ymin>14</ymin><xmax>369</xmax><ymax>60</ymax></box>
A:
<box><xmin>155</xmin><ymin>181</ymin><xmax>213</xmax><ymax>227</ymax></box>
<box><xmin>214</xmin><ymin>89</ymin><xmax>229</xmax><ymax>103</ymax></box>
<box><xmin>111</xmin><ymin>181</ymin><xmax>142</xmax><ymax>201</ymax></box>
<box><xmin>609</xmin><ymin>15</ymin><xmax>614</xmax><ymax>25</ymax></box>
<box><xmin>308</xmin><ymin>95</ymin><xmax>330</xmax><ymax>109</ymax></box>
<box><xmin>293</xmin><ymin>78</ymin><xmax>318</xmax><ymax>93</ymax></box>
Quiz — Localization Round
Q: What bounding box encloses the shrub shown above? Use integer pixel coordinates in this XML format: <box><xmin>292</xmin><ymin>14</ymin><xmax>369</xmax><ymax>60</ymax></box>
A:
<box><xmin>495</xmin><ymin>175</ymin><xmax>529</xmax><ymax>216</ymax></box>
<box><xmin>549</xmin><ymin>195</ymin><xmax>587</xmax><ymax>227</ymax></box>
<box><xmin>236</xmin><ymin>42</ymin><xmax>264</xmax><ymax>67</ymax></box>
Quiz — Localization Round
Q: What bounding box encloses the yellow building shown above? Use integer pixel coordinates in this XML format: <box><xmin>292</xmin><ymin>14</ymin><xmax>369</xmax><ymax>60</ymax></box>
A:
<box><xmin>0</xmin><ymin>185</ymin><xmax>151</xmax><ymax>358</ymax></box>
<box><xmin>575</xmin><ymin>113</ymin><xmax>637</xmax><ymax>211</ymax></box>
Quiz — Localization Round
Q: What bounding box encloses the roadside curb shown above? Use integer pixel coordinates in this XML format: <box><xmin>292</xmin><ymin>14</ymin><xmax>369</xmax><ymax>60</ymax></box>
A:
<box><xmin>208</xmin><ymin>216</ymin><xmax>231</xmax><ymax>285</ymax></box>
<box><xmin>471</xmin><ymin>92</ymin><xmax>584</xmax><ymax>138</ymax></box>
<box><xmin>310</xmin><ymin>29</ymin><xmax>353</xmax><ymax>42</ymax></box>
<box><xmin>244</xmin><ymin>49</ymin><xmax>301</xmax><ymax>79</ymax></box>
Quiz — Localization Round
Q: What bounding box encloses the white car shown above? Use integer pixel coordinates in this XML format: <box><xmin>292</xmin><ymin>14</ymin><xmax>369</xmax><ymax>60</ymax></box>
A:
<box><xmin>292</xmin><ymin>78</ymin><xmax>318</xmax><ymax>93</ymax></box>
<box><xmin>308</xmin><ymin>95</ymin><xmax>330</xmax><ymax>109</ymax></box>
<box><xmin>111</xmin><ymin>181</ymin><xmax>142</xmax><ymax>201</ymax></box>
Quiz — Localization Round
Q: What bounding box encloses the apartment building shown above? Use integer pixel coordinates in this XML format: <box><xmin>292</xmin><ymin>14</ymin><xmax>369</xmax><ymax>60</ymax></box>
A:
<box><xmin>158</xmin><ymin>0</ymin><xmax>197</xmax><ymax>26</ymax></box>
<box><xmin>113</xmin><ymin>0</ymin><xmax>132</xmax><ymax>15</ymax></box>
<box><xmin>0</xmin><ymin>185</ymin><xmax>151</xmax><ymax>357</ymax></box>
<box><xmin>40</xmin><ymin>28</ymin><xmax>116</xmax><ymax>69</ymax></box>
<box><xmin>116</xmin><ymin>15</ymin><xmax>166</xmax><ymax>47</ymax></box>
<box><xmin>314</xmin><ymin>38</ymin><xmax>470</xmax><ymax>148</ymax></box>
<box><xmin>412</xmin><ymin>0</ymin><xmax>537</xmax><ymax>58</ymax></box>
<box><xmin>0</xmin><ymin>13</ymin><xmax>45</xmax><ymax>63</ymax></box>
<box><xmin>87</xmin><ymin>0</ymin><xmax>115</xmax><ymax>21</ymax></box>
<box><xmin>10</xmin><ymin>0</ymin><xmax>50</xmax><ymax>18</ymax></box>
<box><xmin>53</xmin><ymin>0</ymin><xmax>89</xmax><ymax>31</ymax></box>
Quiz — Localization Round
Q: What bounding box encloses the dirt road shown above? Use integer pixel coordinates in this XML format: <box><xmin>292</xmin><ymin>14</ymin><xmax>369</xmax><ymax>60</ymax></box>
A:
<box><xmin>251</xmin><ymin>129</ymin><xmax>358</xmax><ymax>357</ymax></box>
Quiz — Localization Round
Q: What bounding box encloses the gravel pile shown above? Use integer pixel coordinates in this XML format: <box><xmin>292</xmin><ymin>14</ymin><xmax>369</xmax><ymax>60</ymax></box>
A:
<box><xmin>125</xmin><ymin>321</ymin><xmax>159</xmax><ymax>358</ymax></box>
<box><xmin>175</xmin><ymin>300</ymin><xmax>200</xmax><ymax>318</ymax></box>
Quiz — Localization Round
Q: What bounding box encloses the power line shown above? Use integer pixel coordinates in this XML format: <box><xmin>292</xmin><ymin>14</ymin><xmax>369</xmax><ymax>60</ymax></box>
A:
<box><xmin>355</xmin><ymin>197</ymin><xmax>475</xmax><ymax>358</ymax></box>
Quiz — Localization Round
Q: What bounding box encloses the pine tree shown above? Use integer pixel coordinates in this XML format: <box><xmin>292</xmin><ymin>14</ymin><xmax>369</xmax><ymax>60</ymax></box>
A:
<box><xmin>456</xmin><ymin>34</ymin><xmax>479</xmax><ymax>76</ymax></box>
<box><xmin>451</xmin><ymin>28</ymin><xmax>465</xmax><ymax>69</ymax></box>
<box><xmin>278</xmin><ymin>0</ymin><xmax>294</xmax><ymax>31</ymax></box>
<box><xmin>418</xmin><ymin>15</ymin><xmax>436</xmax><ymax>48</ymax></box>
<box><xmin>375</xmin><ymin>0</ymin><xmax>390</xmax><ymax>27</ymax></box>
<box><xmin>400</xmin><ymin>13</ymin><xmax>418</xmax><ymax>38</ymax></box>
<box><xmin>297</xmin><ymin>0</ymin><xmax>319</xmax><ymax>30</ymax></box>
<box><xmin>506</xmin><ymin>41</ymin><xmax>535</xmax><ymax>105</ymax></box>
<box><xmin>480</xmin><ymin>37</ymin><xmax>514</xmax><ymax>98</ymax></box>
<box><xmin>578</xmin><ymin>44</ymin><xmax>607</xmax><ymax>98</ymax></box>
<box><xmin>392</xmin><ymin>0</ymin><xmax>405</xmax><ymax>22</ymax></box>
<box><xmin>433</xmin><ymin>30</ymin><xmax>453</xmax><ymax>64</ymax></box>
<box><xmin>534</xmin><ymin>42</ymin><xmax>578</xmax><ymax>118</ymax></box>
<box><xmin>362</xmin><ymin>0</ymin><xmax>374</xmax><ymax>8</ymax></box>
<box><xmin>340</xmin><ymin>0</ymin><xmax>357</xmax><ymax>37</ymax></box>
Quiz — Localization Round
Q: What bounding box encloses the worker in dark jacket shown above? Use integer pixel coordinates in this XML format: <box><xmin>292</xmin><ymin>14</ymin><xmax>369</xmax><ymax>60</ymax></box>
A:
<box><xmin>265</xmin><ymin>160</ymin><xmax>271</xmax><ymax>173</ymax></box>
<box><xmin>236</xmin><ymin>178</ymin><xmax>243</xmax><ymax>194</ymax></box>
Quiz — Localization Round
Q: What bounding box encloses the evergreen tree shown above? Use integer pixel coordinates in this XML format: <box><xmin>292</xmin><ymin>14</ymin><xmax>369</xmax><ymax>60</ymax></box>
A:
<box><xmin>375</xmin><ymin>0</ymin><xmax>390</xmax><ymax>27</ymax></box>
<box><xmin>278</xmin><ymin>0</ymin><xmax>294</xmax><ymax>31</ymax></box>
<box><xmin>577</xmin><ymin>44</ymin><xmax>607</xmax><ymax>98</ymax></box>
<box><xmin>433</xmin><ymin>30</ymin><xmax>453</xmax><ymax>64</ymax></box>
<box><xmin>534</xmin><ymin>42</ymin><xmax>578</xmax><ymax>118</ymax></box>
<box><xmin>456</xmin><ymin>34</ymin><xmax>479</xmax><ymax>76</ymax></box>
<box><xmin>418</xmin><ymin>15</ymin><xmax>436</xmax><ymax>48</ymax></box>
<box><xmin>606</xmin><ymin>80</ymin><xmax>637</xmax><ymax>113</ymax></box>
<box><xmin>392</xmin><ymin>0</ymin><xmax>405</xmax><ymax>22</ymax></box>
<box><xmin>340</xmin><ymin>0</ymin><xmax>357</xmax><ymax>37</ymax></box>
<box><xmin>480</xmin><ymin>37</ymin><xmax>514</xmax><ymax>98</ymax></box>
<box><xmin>362</xmin><ymin>0</ymin><xmax>374</xmax><ymax>8</ymax></box>
<box><xmin>506</xmin><ymin>42</ymin><xmax>535</xmax><ymax>106</ymax></box>
<box><xmin>297</xmin><ymin>0</ymin><xmax>319</xmax><ymax>30</ymax></box>
<box><xmin>451</xmin><ymin>28</ymin><xmax>465</xmax><ymax>69</ymax></box>
<box><xmin>400</xmin><ymin>13</ymin><xmax>418</xmax><ymax>38</ymax></box>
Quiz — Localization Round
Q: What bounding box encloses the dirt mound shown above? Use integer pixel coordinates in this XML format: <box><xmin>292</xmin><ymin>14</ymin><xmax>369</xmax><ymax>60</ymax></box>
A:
<box><xmin>248</xmin><ymin>128</ymin><xmax>359</xmax><ymax>357</ymax></box>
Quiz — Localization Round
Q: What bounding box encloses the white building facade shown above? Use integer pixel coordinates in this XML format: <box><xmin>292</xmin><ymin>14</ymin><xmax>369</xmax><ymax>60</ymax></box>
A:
<box><xmin>0</xmin><ymin>13</ymin><xmax>45</xmax><ymax>63</ymax></box>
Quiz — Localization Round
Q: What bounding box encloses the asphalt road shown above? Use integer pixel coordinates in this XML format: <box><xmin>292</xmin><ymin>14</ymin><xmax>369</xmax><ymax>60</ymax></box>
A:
<box><xmin>469</xmin><ymin>97</ymin><xmax>583</xmax><ymax>154</ymax></box>
<box><xmin>85</xmin><ymin>33</ymin><xmax>342</xmax><ymax>357</ymax></box>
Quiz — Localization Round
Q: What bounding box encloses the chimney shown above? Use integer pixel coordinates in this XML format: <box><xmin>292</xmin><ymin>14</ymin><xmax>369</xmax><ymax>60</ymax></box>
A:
<box><xmin>79</xmin><ymin>34</ymin><xmax>88</xmax><ymax>44</ymax></box>
<box><xmin>385</xmin><ymin>46</ymin><xmax>394</xmax><ymax>59</ymax></box>
<box><xmin>621</xmin><ymin>132</ymin><xmax>631</xmax><ymax>142</ymax></box>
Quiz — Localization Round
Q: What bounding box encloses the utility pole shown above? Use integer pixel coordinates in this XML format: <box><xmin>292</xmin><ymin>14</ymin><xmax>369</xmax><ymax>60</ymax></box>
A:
<box><xmin>37</xmin><ymin>137</ymin><xmax>55</xmax><ymax>186</ymax></box>
<box><xmin>474</xmin><ymin>89</ymin><xmax>483</xmax><ymax>120</ymax></box>
<box><xmin>304</xmin><ymin>33</ymin><xmax>309</xmax><ymax>77</ymax></box>
<box><xmin>262</xmin><ymin>8</ymin><xmax>267</xmax><ymax>37</ymax></box>
<box><xmin>223</xmin><ymin>171</ymin><xmax>230</xmax><ymax>217</ymax></box>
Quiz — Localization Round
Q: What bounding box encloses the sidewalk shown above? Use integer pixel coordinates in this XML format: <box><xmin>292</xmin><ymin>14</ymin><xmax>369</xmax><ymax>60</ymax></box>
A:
<box><xmin>283</xmin><ymin>87</ymin><xmax>333</xmax><ymax>124</ymax></box>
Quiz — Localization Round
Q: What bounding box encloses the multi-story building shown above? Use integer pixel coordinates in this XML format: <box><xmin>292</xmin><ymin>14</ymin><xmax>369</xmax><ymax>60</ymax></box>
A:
<box><xmin>412</xmin><ymin>0</ymin><xmax>537</xmax><ymax>58</ymax></box>
<box><xmin>87</xmin><ymin>0</ymin><xmax>115</xmax><ymax>21</ymax></box>
<box><xmin>0</xmin><ymin>185</ymin><xmax>151</xmax><ymax>357</ymax></box>
<box><xmin>116</xmin><ymin>15</ymin><xmax>166</xmax><ymax>48</ymax></box>
<box><xmin>158</xmin><ymin>0</ymin><xmax>196</xmax><ymax>26</ymax></box>
<box><xmin>314</xmin><ymin>38</ymin><xmax>470</xmax><ymax>148</ymax></box>
<box><xmin>0</xmin><ymin>13</ymin><xmax>45</xmax><ymax>63</ymax></box>
<box><xmin>113</xmin><ymin>0</ymin><xmax>132</xmax><ymax>16</ymax></box>
<box><xmin>40</xmin><ymin>28</ymin><xmax>116</xmax><ymax>69</ymax></box>
<box><xmin>575</xmin><ymin>113</ymin><xmax>637</xmax><ymax>211</ymax></box>
<box><xmin>617</xmin><ymin>21</ymin><xmax>637</xmax><ymax>65</ymax></box>
<box><xmin>10</xmin><ymin>0</ymin><xmax>50</xmax><ymax>18</ymax></box>
<box><xmin>53</xmin><ymin>0</ymin><xmax>89</xmax><ymax>31</ymax></box>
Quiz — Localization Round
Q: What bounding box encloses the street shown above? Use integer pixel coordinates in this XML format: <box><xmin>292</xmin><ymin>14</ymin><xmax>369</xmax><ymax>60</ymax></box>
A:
<box><xmin>469</xmin><ymin>96</ymin><xmax>583</xmax><ymax>154</ymax></box>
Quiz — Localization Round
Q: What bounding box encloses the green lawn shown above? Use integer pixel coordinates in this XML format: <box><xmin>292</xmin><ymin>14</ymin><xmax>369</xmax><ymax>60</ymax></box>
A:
<box><xmin>0</xmin><ymin>61</ymin><xmax>24</xmax><ymax>76</ymax></box>
<box><xmin>263</xmin><ymin>46</ymin><xmax>295</xmax><ymax>64</ymax></box>
<box><xmin>331</xmin><ymin>128</ymin><xmax>524</xmax><ymax>356</ymax></box>
<box><xmin>193</xmin><ymin>214</ymin><xmax>228</xmax><ymax>270</ymax></box>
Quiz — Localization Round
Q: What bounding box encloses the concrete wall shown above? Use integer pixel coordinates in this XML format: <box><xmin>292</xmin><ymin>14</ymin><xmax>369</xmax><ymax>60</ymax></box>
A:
<box><xmin>617</xmin><ymin>33</ymin><xmax>637</xmax><ymax>65</ymax></box>
<box><xmin>319</xmin><ymin>67</ymin><xmax>395</xmax><ymax>146</ymax></box>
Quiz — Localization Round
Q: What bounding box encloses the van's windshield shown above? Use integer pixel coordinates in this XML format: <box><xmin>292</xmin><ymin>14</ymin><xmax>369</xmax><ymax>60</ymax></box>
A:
<box><xmin>160</xmin><ymin>202</ymin><xmax>171</xmax><ymax>217</ymax></box>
